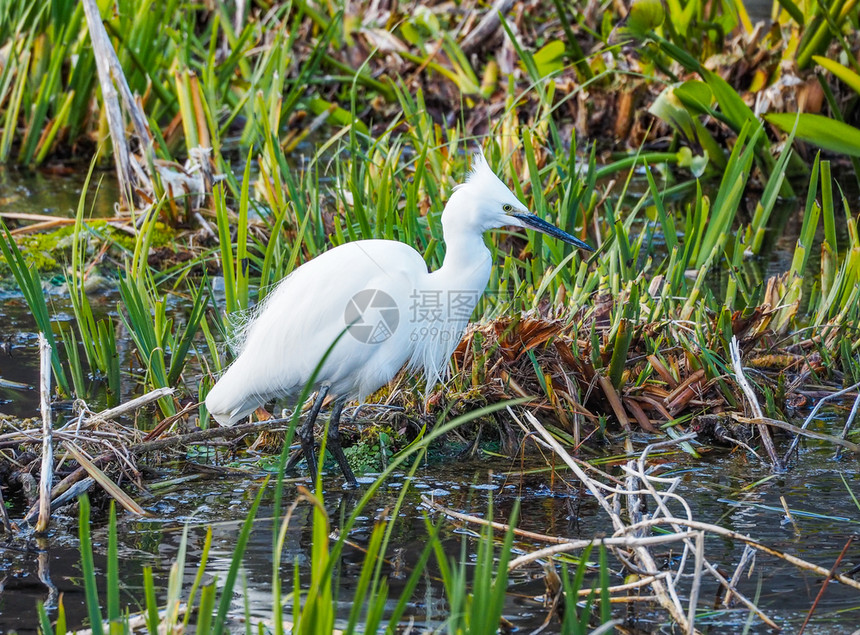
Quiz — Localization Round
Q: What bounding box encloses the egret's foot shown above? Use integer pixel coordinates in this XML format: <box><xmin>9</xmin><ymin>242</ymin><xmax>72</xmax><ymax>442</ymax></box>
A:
<box><xmin>285</xmin><ymin>386</ymin><xmax>328</xmax><ymax>482</ymax></box>
<box><xmin>284</xmin><ymin>444</ymin><xmax>357</xmax><ymax>487</ymax></box>
<box><xmin>328</xmin><ymin>398</ymin><xmax>359</xmax><ymax>488</ymax></box>
<box><xmin>341</xmin><ymin>474</ymin><xmax>360</xmax><ymax>489</ymax></box>
<box><xmin>284</xmin><ymin>447</ymin><xmax>302</xmax><ymax>471</ymax></box>
<box><xmin>328</xmin><ymin>441</ymin><xmax>358</xmax><ymax>488</ymax></box>
<box><xmin>285</xmin><ymin>443</ymin><xmax>316</xmax><ymax>473</ymax></box>
<box><xmin>283</xmin><ymin>389</ymin><xmax>358</xmax><ymax>487</ymax></box>
<box><xmin>300</xmin><ymin>442</ymin><xmax>319</xmax><ymax>483</ymax></box>
<box><xmin>296</xmin><ymin>418</ymin><xmax>320</xmax><ymax>481</ymax></box>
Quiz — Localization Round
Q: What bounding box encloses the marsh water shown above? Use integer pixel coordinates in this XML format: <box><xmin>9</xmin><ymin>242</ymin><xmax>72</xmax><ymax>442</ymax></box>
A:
<box><xmin>1</xmin><ymin>436</ymin><xmax>858</xmax><ymax>633</ymax></box>
<box><xmin>1</xmin><ymin>169</ymin><xmax>859</xmax><ymax>633</ymax></box>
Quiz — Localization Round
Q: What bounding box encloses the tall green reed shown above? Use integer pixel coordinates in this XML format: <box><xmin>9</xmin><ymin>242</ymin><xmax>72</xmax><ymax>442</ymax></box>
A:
<box><xmin>65</xmin><ymin>165</ymin><xmax>121</xmax><ymax>405</ymax></box>
<box><xmin>117</xmin><ymin>270</ymin><xmax>207</xmax><ymax>417</ymax></box>
<box><xmin>0</xmin><ymin>221</ymin><xmax>70</xmax><ymax>394</ymax></box>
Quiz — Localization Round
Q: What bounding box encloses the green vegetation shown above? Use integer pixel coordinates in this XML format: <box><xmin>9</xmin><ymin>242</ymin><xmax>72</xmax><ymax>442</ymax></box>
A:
<box><xmin>3</xmin><ymin>0</ymin><xmax>860</xmax><ymax>631</ymax></box>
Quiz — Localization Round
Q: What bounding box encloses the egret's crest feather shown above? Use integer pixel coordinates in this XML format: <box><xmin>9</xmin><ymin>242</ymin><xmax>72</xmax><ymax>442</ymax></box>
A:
<box><xmin>452</xmin><ymin>147</ymin><xmax>497</xmax><ymax>193</ymax></box>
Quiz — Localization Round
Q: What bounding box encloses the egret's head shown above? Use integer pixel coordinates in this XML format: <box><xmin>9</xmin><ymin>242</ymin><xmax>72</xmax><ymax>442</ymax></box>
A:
<box><xmin>445</xmin><ymin>149</ymin><xmax>593</xmax><ymax>251</ymax></box>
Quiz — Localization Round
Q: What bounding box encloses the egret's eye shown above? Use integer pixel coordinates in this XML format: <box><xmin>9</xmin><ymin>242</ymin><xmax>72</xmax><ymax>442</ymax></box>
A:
<box><xmin>503</xmin><ymin>204</ymin><xmax>513</xmax><ymax>213</ymax></box>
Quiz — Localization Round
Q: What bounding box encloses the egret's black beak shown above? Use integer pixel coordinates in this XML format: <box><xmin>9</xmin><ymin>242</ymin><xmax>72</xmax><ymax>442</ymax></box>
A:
<box><xmin>512</xmin><ymin>212</ymin><xmax>594</xmax><ymax>251</ymax></box>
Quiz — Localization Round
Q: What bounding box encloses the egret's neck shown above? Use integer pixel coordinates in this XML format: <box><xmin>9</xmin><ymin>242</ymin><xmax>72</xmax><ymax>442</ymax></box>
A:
<box><xmin>406</xmin><ymin>192</ymin><xmax>494</xmax><ymax>391</ymax></box>
<box><xmin>433</xmin><ymin>200</ymin><xmax>493</xmax><ymax>298</ymax></box>
<box><xmin>440</xmin><ymin>226</ymin><xmax>490</xmax><ymax>273</ymax></box>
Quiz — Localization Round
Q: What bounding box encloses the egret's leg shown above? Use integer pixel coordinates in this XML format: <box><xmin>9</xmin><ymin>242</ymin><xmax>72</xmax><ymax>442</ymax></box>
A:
<box><xmin>327</xmin><ymin>397</ymin><xmax>358</xmax><ymax>487</ymax></box>
<box><xmin>286</xmin><ymin>385</ymin><xmax>329</xmax><ymax>479</ymax></box>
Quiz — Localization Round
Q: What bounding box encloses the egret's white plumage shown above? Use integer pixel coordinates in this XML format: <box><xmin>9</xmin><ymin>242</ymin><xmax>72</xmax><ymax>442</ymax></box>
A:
<box><xmin>204</xmin><ymin>150</ymin><xmax>592</xmax><ymax>483</ymax></box>
<box><xmin>205</xmin><ymin>239</ymin><xmax>427</xmax><ymax>422</ymax></box>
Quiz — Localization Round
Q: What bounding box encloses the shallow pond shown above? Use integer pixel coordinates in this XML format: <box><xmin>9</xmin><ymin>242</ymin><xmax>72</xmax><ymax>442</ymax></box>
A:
<box><xmin>1</xmin><ymin>441</ymin><xmax>859</xmax><ymax>634</ymax></box>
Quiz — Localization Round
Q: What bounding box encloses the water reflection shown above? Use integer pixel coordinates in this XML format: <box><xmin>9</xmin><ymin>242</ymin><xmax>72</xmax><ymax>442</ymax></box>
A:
<box><xmin>0</xmin><ymin>167</ymin><xmax>119</xmax><ymax>219</ymax></box>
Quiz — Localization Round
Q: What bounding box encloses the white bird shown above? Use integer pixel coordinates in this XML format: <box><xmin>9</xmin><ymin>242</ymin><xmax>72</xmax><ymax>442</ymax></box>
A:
<box><xmin>204</xmin><ymin>150</ymin><xmax>593</xmax><ymax>486</ymax></box>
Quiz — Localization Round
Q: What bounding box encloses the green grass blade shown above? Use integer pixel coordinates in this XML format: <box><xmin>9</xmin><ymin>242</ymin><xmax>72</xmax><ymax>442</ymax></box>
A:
<box><xmin>78</xmin><ymin>494</ymin><xmax>104</xmax><ymax>635</ymax></box>
<box><xmin>38</xmin><ymin>602</ymin><xmax>55</xmax><ymax>635</ymax></box>
<box><xmin>143</xmin><ymin>567</ymin><xmax>159</xmax><ymax>633</ymax></box>
<box><xmin>383</xmin><ymin>519</ymin><xmax>443</xmax><ymax>633</ymax></box>
<box><xmin>183</xmin><ymin>526</ymin><xmax>213</xmax><ymax>631</ymax></box>
<box><xmin>766</xmin><ymin>112</ymin><xmax>860</xmax><ymax>157</ymax></box>
<box><xmin>0</xmin><ymin>221</ymin><xmax>69</xmax><ymax>394</ymax></box>
<box><xmin>107</xmin><ymin>502</ymin><xmax>119</xmax><ymax>630</ymax></box>
<box><xmin>167</xmin><ymin>279</ymin><xmax>207</xmax><ymax>385</ymax></box>
<box><xmin>196</xmin><ymin>583</ymin><xmax>217</xmax><ymax>635</ymax></box>
<box><xmin>212</xmin><ymin>480</ymin><xmax>268</xmax><ymax>635</ymax></box>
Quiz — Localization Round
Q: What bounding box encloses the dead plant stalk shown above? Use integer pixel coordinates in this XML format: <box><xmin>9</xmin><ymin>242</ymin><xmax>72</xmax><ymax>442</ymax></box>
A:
<box><xmin>515</xmin><ymin>408</ymin><xmax>695</xmax><ymax>632</ymax></box>
<box><xmin>35</xmin><ymin>334</ymin><xmax>53</xmax><ymax>533</ymax></box>
<box><xmin>519</xmin><ymin>410</ymin><xmax>787</xmax><ymax>631</ymax></box>
<box><xmin>730</xmin><ymin>336</ymin><xmax>781</xmax><ymax>469</ymax></box>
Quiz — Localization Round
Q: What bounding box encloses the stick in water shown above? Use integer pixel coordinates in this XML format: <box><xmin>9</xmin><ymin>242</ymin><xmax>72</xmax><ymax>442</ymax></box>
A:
<box><xmin>35</xmin><ymin>334</ymin><xmax>53</xmax><ymax>534</ymax></box>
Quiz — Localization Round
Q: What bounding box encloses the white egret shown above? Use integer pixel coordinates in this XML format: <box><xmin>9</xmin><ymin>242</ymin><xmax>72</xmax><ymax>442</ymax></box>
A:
<box><xmin>204</xmin><ymin>150</ymin><xmax>593</xmax><ymax>486</ymax></box>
